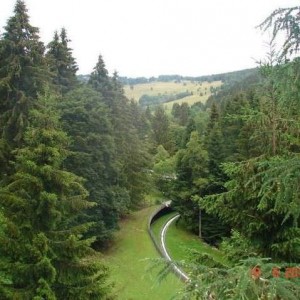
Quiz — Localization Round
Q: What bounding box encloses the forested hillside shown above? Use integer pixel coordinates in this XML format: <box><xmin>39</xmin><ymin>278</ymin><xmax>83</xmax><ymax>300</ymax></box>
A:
<box><xmin>0</xmin><ymin>1</ymin><xmax>299</xmax><ymax>300</ymax></box>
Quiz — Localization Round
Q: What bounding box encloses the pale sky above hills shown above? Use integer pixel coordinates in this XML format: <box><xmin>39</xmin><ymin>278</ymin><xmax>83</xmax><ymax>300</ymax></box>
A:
<box><xmin>1</xmin><ymin>0</ymin><xmax>299</xmax><ymax>77</ymax></box>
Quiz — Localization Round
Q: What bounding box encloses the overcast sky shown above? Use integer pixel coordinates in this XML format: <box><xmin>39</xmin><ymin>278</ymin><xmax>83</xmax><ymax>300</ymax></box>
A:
<box><xmin>1</xmin><ymin>0</ymin><xmax>299</xmax><ymax>77</ymax></box>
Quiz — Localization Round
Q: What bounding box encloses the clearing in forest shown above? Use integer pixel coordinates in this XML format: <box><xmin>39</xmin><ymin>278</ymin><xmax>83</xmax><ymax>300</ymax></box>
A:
<box><xmin>103</xmin><ymin>206</ymin><xmax>182</xmax><ymax>300</ymax></box>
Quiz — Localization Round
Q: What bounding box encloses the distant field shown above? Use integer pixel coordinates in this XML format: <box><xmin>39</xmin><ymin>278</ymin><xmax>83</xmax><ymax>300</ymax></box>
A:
<box><xmin>124</xmin><ymin>80</ymin><xmax>223</xmax><ymax>108</ymax></box>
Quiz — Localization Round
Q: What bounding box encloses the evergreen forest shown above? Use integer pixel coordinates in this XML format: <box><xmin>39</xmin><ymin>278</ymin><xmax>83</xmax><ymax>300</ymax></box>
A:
<box><xmin>0</xmin><ymin>1</ymin><xmax>299</xmax><ymax>299</ymax></box>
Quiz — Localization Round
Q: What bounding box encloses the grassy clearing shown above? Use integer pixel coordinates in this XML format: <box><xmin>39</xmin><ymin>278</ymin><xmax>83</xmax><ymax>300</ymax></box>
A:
<box><xmin>103</xmin><ymin>206</ymin><xmax>182</xmax><ymax>300</ymax></box>
<box><xmin>124</xmin><ymin>80</ymin><xmax>222</xmax><ymax>107</ymax></box>
<box><xmin>163</xmin><ymin>94</ymin><xmax>208</xmax><ymax>109</ymax></box>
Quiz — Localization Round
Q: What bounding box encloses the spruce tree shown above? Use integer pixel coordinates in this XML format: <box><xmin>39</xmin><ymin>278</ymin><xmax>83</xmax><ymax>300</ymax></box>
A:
<box><xmin>60</xmin><ymin>85</ymin><xmax>129</xmax><ymax>247</ymax></box>
<box><xmin>88</xmin><ymin>55</ymin><xmax>150</xmax><ymax>208</ymax></box>
<box><xmin>88</xmin><ymin>55</ymin><xmax>112</xmax><ymax>98</ymax></box>
<box><xmin>151</xmin><ymin>106</ymin><xmax>171</xmax><ymax>151</ymax></box>
<box><xmin>205</xmin><ymin>102</ymin><xmax>226</xmax><ymax>192</ymax></box>
<box><xmin>172</xmin><ymin>131</ymin><xmax>209</xmax><ymax>232</ymax></box>
<box><xmin>46</xmin><ymin>28</ymin><xmax>78</xmax><ymax>95</ymax></box>
<box><xmin>0</xmin><ymin>0</ymin><xmax>49</xmax><ymax>146</ymax></box>
<box><xmin>0</xmin><ymin>92</ymin><xmax>111</xmax><ymax>299</ymax></box>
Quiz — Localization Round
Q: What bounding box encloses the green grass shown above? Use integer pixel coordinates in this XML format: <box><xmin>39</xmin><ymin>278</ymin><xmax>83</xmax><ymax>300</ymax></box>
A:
<box><xmin>165</xmin><ymin>220</ymin><xmax>230</xmax><ymax>268</ymax></box>
<box><xmin>124</xmin><ymin>80</ymin><xmax>222</xmax><ymax>108</ymax></box>
<box><xmin>103</xmin><ymin>206</ymin><xmax>182</xmax><ymax>300</ymax></box>
<box><xmin>151</xmin><ymin>212</ymin><xmax>230</xmax><ymax>274</ymax></box>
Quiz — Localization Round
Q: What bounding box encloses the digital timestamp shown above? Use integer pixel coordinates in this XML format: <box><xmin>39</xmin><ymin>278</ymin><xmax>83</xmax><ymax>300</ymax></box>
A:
<box><xmin>251</xmin><ymin>266</ymin><xmax>300</xmax><ymax>279</ymax></box>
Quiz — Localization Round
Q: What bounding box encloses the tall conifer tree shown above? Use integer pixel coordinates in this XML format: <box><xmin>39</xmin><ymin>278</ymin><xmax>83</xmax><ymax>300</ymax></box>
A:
<box><xmin>46</xmin><ymin>28</ymin><xmax>78</xmax><ymax>95</ymax></box>
<box><xmin>88</xmin><ymin>55</ymin><xmax>112</xmax><ymax>99</ymax></box>
<box><xmin>60</xmin><ymin>85</ymin><xmax>129</xmax><ymax>247</ymax></box>
<box><xmin>0</xmin><ymin>92</ymin><xmax>111</xmax><ymax>299</ymax></box>
<box><xmin>0</xmin><ymin>0</ymin><xmax>49</xmax><ymax>146</ymax></box>
<box><xmin>88</xmin><ymin>55</ymin><xmax>150</xmax><ymax>208</ymax></box>
<box><xmin>151</xmin><ymin>106</ymin><xmax>171</xmax><ymax>151</ymax></box>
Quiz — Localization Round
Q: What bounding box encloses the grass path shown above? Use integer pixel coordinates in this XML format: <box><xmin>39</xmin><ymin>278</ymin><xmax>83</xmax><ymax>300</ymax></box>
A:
<box><xmin>103</xmin><ymin>206</ymin><xmax>182</xmax><ymax>300</ymax></box>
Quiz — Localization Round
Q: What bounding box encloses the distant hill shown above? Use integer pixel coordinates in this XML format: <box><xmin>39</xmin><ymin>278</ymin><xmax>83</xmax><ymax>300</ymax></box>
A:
<box><xmin>119</xmin><ymin>68</ymin><xmax>258</xmax><ymax>86</ymax></box>
<box><xmin>77</xmin><ymin>68</ymin><xmax>258</xmax><ymax>86</ymax></box>
<box><xmin>124</xmin><ymin>80</ymin><xmax>223</xmax><ymax>109</ymax></box>
<box><xmin>77</xmin><ymin>68</ymin><xmax>259</xmax><ymax>108</ymax></box>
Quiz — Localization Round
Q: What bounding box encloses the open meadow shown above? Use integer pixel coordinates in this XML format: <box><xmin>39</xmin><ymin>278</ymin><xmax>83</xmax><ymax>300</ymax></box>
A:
<box><xmin>124</xmin><ymin>80</ymin><xmax>223</xmax><ymax>109</ymax></box>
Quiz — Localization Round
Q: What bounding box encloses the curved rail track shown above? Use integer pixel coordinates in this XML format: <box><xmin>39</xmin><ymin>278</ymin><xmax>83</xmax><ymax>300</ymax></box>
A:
<box><xmin>148</xmin><ymin>203</ymin><xmax>189</xmax><ymax>282</ymax></box>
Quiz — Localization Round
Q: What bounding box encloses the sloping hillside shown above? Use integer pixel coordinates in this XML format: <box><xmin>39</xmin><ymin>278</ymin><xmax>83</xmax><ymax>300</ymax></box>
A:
<box><xmin>124</xmin><ymin>80</ymin><xmax>222</xmax><ymax>108</ymax></box>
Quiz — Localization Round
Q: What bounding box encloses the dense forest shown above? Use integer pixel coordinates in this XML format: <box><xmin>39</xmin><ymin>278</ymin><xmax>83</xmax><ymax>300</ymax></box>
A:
<box><xmin>0</xmin><ymin>1</ymin><xmax>300</xmax><ymax>299</ymax></box>
<box><xmin>0</xmin><ymin>1</ymin><xmax>151</xmax><ymax>298</ymax></box>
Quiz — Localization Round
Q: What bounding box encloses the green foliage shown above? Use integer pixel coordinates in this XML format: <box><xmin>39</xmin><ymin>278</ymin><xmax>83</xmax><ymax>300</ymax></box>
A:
<box><xmin>151</xmin><ymin>106</ymin><xmax>171</xmax><ymax>151</ymax></box>
<box><xmin>60</xmin><ymin>85</ymin><xmax>127</xmax><ymax>247</ymax></box>
<box><xmin>0</xmin><ymin>0</ymin><xmax>50</xmax><ymax>146</ymax></box>
<box><xmin>171</xmin><ymin>132</ymin><xmax>209</xmax><ymax>232</ymax></box>
<box><xmin>172</xmin><ymin>105</ymin><xmax>229</xmax><ymax>244</ymax></box>
<box><xmin>88</xmin><ymin>55</ymin><xmax>112</xmax><ymax>97</ymax></box>
<box><xmin>153</xmin><ymin>146</ymin><xmax>176</xmax><ymax>196</ymax></box>
<box><xmin>259</xmin><ymin>6</ymin><xmax>300</xmax><ymax>59</ymax></box>
<box><xmin>46</xmin><ymin>28</ymin><xmax>79</xmax><ymax>94</ymax></box>
<box><xmin>179</xmin><ymin>257</ymin><xmax>300</xmax><ymax>300</ymax></box>
<box><xmin>0</xmin><ymin>92</ymin><xmax>111</xmax><ymax>299</ymax></box>
<box><xmin>89</xmin><ymin>58</ymin><xmax>151</xmax><ymax>208</ymax></box>
<box><xmin>172</xmin><ymin>102</ymin><xmax>190</xmax><ymax>126</ymax></box>
<box><xmin>200</xmin><ymin>156</ymin><xmax>300</xmax><ymax>262</ymax></box>
<box><xmin>205</xmin><ymin>103</ymin><xmax>227</xmax><ymax>192</ymax></box>
<box><xmin>220</xmin><ymin>230</ymin><xmax>259</xmax><ymax>263</ymax></box>
<box><xmin>139</xmin><ymin>91</ymin><xmax>192</xmax><ymax>106</ymax></box>
<box><xmin>168</xmin><ymin>14</ymin><xmax>300</xmax><ymax>300</ymax></box>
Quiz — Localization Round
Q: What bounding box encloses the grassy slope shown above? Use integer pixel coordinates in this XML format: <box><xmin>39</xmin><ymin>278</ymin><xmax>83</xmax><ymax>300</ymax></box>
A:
<box><xmin>151</xmin><ymin>212</ymin><xmax>229</xmax><ymax>272</ymax></box>
<box><xmin>124</xmin><ymin>80</ymin><xmax>222</xmax><ymax>108</ymax></box>
<box><xmin>166</xmin><ymin>219</ymin><xmax>230</xmax><ymax>268</ymax></box>
<box><xmin>103</xmin><ymin>206</ymin><xmax>182</xmax><ymax>300</ymax></box>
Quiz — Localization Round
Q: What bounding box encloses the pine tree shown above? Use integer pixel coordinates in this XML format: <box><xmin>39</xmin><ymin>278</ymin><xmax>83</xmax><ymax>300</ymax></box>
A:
<box><xmin>205</xmin><ymin>103</ymin><xmax>226</xmax><ymax>192</ymax></box>
<box><xmin>88</xmin><ymin>55</ymin><xmax>150</xmax><ymax>209</ymax></box>
<box><xmin>0</xmin><ymin>0</ymin><xmax>49</xmax><ymax>146</ymax></box>
<box><xmin>172</xmin><ymin>131</ymin><xmax>209</xmax><ymax>232</ymax></box>
<box><xmin>151</xmin><ymin>106</ymin><xmax>171</xmax><ymax>151</ymax></box>
<box><xmin>171</xmin><ymin>103</ymin><xmax>181</xmax><ymax>119</ymax></box>
<box><xmin>88</xmin><ymin>55</ymin><xmax>112</xmax><ymax>99</ymax></box>
<box><xmin>206</xmin><ymin>102</ymin><xmax>219</xmax><ymax>133</ymax></box>
<box><xmin>179</xmin><ymin>257</ymin><xmax>300</xmax><ymax>299</ymax></box>
<box><xmin>60</xmin><ymin>85</ymin><xmax>129</xmax><ymax>247</ymax></box>
<box><xmin>259</xmin><ymin>5</ymin><xmax>300</xmax><ymax>58</ymax></box>
<box><xmin>220</xmin><ymin>93</ymin><xmax>249</xmax><ymax>161</ymax></box>
<box><xmin>0</xmin><ymin>92</ymin><xmax>111</xmax><ymax>299</ymax></box>
<box><xmin>178</xmin><ymin>103</ymin><xmax>190</xmax><ymax>126</ymax></box>
<box><xmin>46</xmin><ymin>28</ymin><xmax>78</xmax><ymax>95</ymax></box>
